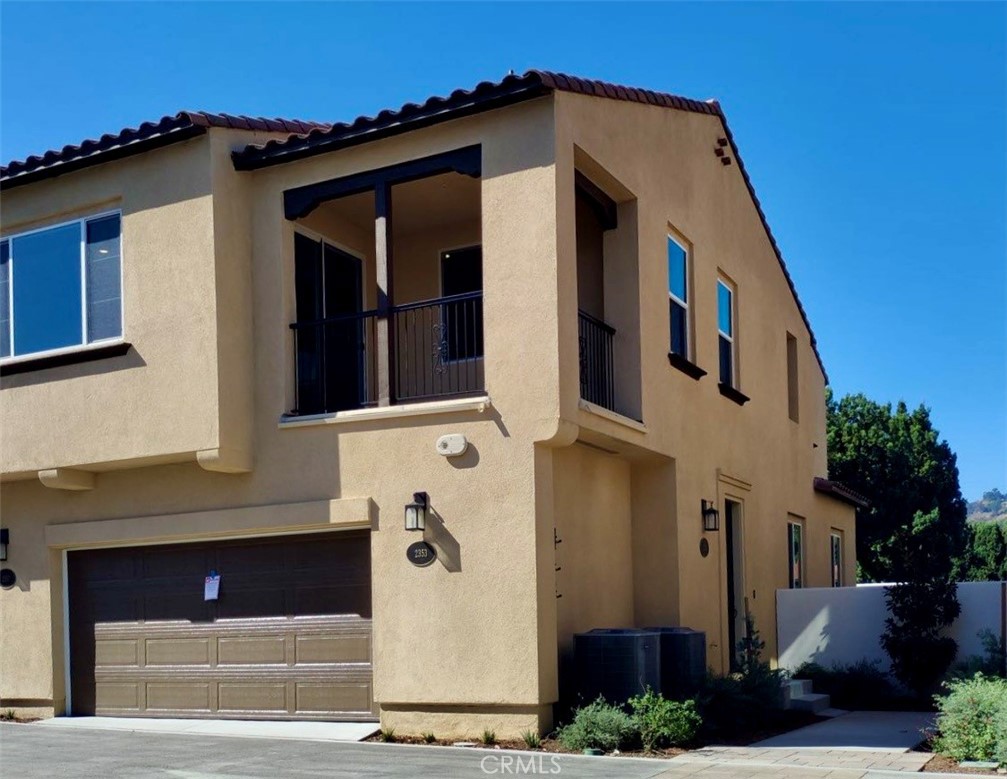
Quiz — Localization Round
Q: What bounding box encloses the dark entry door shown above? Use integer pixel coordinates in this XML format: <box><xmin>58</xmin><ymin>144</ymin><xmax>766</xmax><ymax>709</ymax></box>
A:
<box><xmin>294</xmin><ymin>234</ymin><xmax>363</xmax><ymax>414</ymax></box>
<box><xmin>323</xmin><ymin>244</ymin><xmax>363</xmax><ymax>412</ymax></box>
<box><xmin>724</xmin><ymin>500</ymin><xmax>744</xmax><ymax>671</ymax></box>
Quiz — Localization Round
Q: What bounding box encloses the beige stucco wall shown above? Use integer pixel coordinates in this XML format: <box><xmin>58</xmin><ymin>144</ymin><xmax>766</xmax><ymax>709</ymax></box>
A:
<box><xmin>549</xmin><ymin>91</ymin><xmax>856</xmax><ymax>673</ymax></box>
<box><xmin>0</xmin><ymin>98</ymin><xmax>563</xmax><ymax>737</ymax></box>
<box><xmin>0</xmin><ymin>88</ymin><xmax>854</xmax><ymax>732</ymax></box>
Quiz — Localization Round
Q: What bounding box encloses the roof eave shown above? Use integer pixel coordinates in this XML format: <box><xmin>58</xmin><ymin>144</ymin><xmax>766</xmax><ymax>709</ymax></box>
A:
<box><xmin>0</xmin><ymin>124</ymin><xmax>207</xmax><ymax>191</ymax></box>
<box><xmin>232</xmin><ymin>80</ymin><xmax>551</xmax><ymax>171</ymax></box>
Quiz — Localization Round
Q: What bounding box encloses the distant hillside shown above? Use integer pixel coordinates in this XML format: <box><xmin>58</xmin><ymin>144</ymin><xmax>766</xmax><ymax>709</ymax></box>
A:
<box><xmin>968</xmin><ymin>488</ymin><xmax>1007</xmax><ymax>523</ymax></box>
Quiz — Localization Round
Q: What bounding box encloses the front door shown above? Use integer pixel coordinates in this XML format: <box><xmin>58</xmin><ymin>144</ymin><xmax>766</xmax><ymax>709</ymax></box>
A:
<box><xmin>724</xmin><ymin>499</ymin><xmax>746</xmax><ymax>671</ymax></box>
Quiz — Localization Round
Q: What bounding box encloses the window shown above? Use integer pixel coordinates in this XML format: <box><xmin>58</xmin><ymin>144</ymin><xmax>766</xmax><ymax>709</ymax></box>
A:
<box><xmin>787</xmin><ymin>332</ymin><xmax>800</xmax><ymax>422</ymax></box>
<box><xmin>830</xmin><ymin>531</ymin><xmax>843</xmax><ymax>587</ymax></box>
<box><xmin>0</xmin><ymin>213</ymin><xmax>122</xmax><ymax>360</ymax></box>
<box><xmin>717</xmin><ymin>279</ymin><xmax>736</xmax><ymax>386</ymax></box>
<box><xmin>667</xmin><ymin>235</ymin><xmax>689</xmax><ymax>358</ymax></box>
<box><xmin>440</xmin><ymin>246</ymin><xmax>483</xmax><ymax>361</ymax></box>
<box><xmin>787</xmin><ymin>520</ymin><xmax>804</xmax><ymax>589</ymax></box>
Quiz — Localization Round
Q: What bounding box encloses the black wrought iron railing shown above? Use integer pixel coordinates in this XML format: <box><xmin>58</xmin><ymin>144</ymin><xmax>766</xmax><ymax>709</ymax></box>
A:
<box><xmin>578</xmin><ymin>309</ymin><xmax>616</xmax><ymax>412</ymax></box>
<box><xmin>290</xmin><ymin>292</ymin><xmax>484</xmax><ymax>415</ymax></box>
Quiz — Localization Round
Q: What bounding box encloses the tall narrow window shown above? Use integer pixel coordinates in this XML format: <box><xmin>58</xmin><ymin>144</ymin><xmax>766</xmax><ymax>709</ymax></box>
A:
<box><xmin>1</xmin><ymin>213</ymin><xmax>122</xmax><ymax>359</ymax></box>
<box><xmin>830</xmin><ymin>531</ymin><xmax>843</xmax><ymax>587</ymax></box>
<box><xmin>787</xmin><ymin>520</ymin><xmax>804</xmax><ymax>589</ymax></box>
<box><xmin>786</xmin><ymin>332</ymin><xmax>800</xmax><ymax>422</ymax></box>
<box><xmin>717</xmin><ymin>279</ymin><xmax>736</xmax><ymax>386</ymax></box>
<box><xmin>667</xmin><ymin>236</ymin><xmax>689</xmax><ymax>358</ymax></box>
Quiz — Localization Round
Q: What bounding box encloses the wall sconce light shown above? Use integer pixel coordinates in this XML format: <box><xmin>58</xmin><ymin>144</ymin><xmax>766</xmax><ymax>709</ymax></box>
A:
<box><xmin>0</xmin><ymin>529</ymin><xmax>8</xmax><ymax>561</ymax></box>
<box><xmin>701</xmin><ymin>500</ymin><xmax>720</xmax><ymax>533</ymax></box>
<box><xmin>405</xmin><ymin>492</ymin><xmax>428</xmax><ymax>532</ymax></box>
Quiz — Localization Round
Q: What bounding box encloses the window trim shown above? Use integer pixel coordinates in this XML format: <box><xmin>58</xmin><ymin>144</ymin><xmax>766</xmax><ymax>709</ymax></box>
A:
<box><xmin>1</xmin><ymin>209</ymin><xmax>124</xmax><ymax>363</ymax></box>
<box><xmin>667</xmin><ymin>232</ymin><xmax>691</xmax><ymax>360</ymax></box>
<box><xmin>830</xmin><ymin>530</ymin><xmax>843</xmax><ymax>587</ymax></box>
<box><xmin>717</xmin><ymin>276</ymin><xmax>738</xmax><ymax>389</ymax></box>
<box><xmin>787</xmin><ymin>519</ymin><xmax>805</xmax><ymax>589</ymax></box>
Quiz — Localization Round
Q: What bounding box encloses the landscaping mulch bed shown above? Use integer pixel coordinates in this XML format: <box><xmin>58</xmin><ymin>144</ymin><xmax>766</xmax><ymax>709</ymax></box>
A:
<box><xmin>365</xmin><ymin>711</ymin><xmax>826</xmax><ymax>758</ymax></box>
<box><xmin>920</xmin><ymin>753</ymin><xmax>1002</xmax><ymax>775</ymax></box>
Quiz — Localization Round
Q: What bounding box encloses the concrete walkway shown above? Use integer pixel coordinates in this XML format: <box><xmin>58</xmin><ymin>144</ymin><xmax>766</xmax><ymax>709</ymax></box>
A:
<box><xmin>34</xmin><ymin>715</ymin><xmax>378</xmax><ymax>742</ymax></box>
<box><xmin>753</xmin><ymin>710</ymin><xmax>936</xmax><ymax>750</ymax></box>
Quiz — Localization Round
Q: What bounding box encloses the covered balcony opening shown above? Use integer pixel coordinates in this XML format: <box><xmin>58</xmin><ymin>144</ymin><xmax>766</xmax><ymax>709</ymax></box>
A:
<box><xmin>285</xmin><ymin>147</ymin><xmax>484</xmax><ymax>416</ymax></box>
<box><xmin>574</xmin><ymin>167</ymin><xmax>641</xmax><ymax>420</ymax></box>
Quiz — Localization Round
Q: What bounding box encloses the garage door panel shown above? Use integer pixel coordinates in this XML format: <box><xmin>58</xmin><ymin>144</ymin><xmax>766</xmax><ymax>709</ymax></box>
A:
<box><xmin>145</xmin><ymin>637</ymin><xmax>211</xmax><ymax>666</ymax></box>
<box><xmin>217</xmin><ymin>636</ymin><xmax>287</xmax><ymax>665</ymax></box>
<box><xmin>70</xmin><ymin>531</ymin><xmax>373</xmax><ymax>721</ymax></box>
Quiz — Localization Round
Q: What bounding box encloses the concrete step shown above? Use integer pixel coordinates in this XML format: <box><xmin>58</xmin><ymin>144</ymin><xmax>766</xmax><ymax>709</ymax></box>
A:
<box><xmin>818</xmin><ymin>707</ymin><xmax>850</xmax><ymax>718</ymax></box>
<box><xmin>781</xmin><ymin>678</ymin><xmax>813</xmax><ymax>706</ymax></box>
<box><xmin>789</xmin><ymin>692</ymin><xmax>832</xmax><ymax>714</ymax></box>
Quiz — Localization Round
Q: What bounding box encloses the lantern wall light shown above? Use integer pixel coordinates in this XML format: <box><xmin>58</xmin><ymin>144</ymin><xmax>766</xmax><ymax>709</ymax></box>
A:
<box><xmin>405</xmin><ymin>492</ymin><xmax>428</xmax><ymax>532</ymax></box>
<box><xmin>701</xmin><ymin>500</ymin><xmax>720</xmax><ymax>533</ymax></box>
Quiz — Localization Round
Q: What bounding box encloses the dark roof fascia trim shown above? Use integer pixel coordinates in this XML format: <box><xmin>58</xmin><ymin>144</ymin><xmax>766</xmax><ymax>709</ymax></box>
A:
<box><xmin>284</xmin><ymin>145</ymin><xmax>481</xmax><ymax>221</ymax></box>
<box><xmin>1</xmin><ymin>126</ymin><xmax>206</xmax><ymax>191</ymax></box>
<box><xmin>575</xmin><ymin>171</ymin><xmax>618</xmax><ymax>231</ymax></box>
<box><xmin>813</xmin><ymin>477</ymin><xmax>870</xmax><ymax>509</ymax></box>
<box><xmin>235</xmin><ymin>80</ymin><xmax>550</xmax><ymax>172</ymax></box>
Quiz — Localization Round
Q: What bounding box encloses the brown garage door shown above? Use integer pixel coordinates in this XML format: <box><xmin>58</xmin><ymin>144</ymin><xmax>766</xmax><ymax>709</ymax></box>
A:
<box><xmin>68</xmin><ymin>531</ymin><xmax>374</xmax><ymax>720</ymax></box>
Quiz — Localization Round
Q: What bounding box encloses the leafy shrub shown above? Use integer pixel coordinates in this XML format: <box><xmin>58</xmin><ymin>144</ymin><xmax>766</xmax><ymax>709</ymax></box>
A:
<box><xmin>933</xmin><ymin>673</ymin><xmax>1007</xmax><ymax>762</ymax></box>
<box><xmin>628</xmin><ymin>688</ymin><xmax>701</xmax><ymax>751</ymax></box>
<box><xmin>995</xmin><ymin>705</ymin><xmax>1007</xmax><ymax>766</ymax></box>
<box><xmin>795</xmin><ymin>659</ymin><xmax>901</xmax><ymax>710</ymax></box>
<box><xmin>556</xmin><ymin>697</ymin><xmax>638</xmax><ymax>752</ymax></box>
<box><xmin>520</xmin><ymin>729</ymin><xmax>541</xmax><ymax>749</ymax></box>
<box><xmin>698</xmin><ymin>616</ymin><xmax>785</xmax><ymax>739</ymax></box>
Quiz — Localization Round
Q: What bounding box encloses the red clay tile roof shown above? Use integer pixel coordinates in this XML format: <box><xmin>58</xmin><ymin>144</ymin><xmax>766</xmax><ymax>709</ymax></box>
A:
<box><xmin>814</xmin><ymin>477</ymin><xmax>870</xmax><ymax>509</ymax></box>
<box><xmin>1</xmin><ymin>111</ymin><xmax>329</xmax><ymax>189</ymax></box>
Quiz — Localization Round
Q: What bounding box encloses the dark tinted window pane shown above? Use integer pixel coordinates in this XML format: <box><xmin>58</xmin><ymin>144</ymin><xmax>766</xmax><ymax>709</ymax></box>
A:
<box><xmin>85</xmin><ymin>215</ymin><xmax>121</xmax><ymax>341</ymax></box>
<box><xmin>668</xmin><ymin>237</ymin><xmax>687</xmax><ymax>302</ymax></box>
<box><xmin>670</xmin><ymin>299</ymin><xmax>687</xmax><ymax>356</ymax></box>
<box><xmin>717</xmin><ymin>281</ymin><xmax>732</xmax><ymax>336</ymax></box>
<box><xmin>0</xmin><ymin>241</ymin><xmax>9</xmax><ymax>358</ymax></box>
<box><xmin>441</xmin><ymin>246</ymin><xmax>482</xmax><ymax>296</ymax></box>
<box><xmin>294</xmin><ymin>234</ymin><xmax>324</xmax><ymax>413</ymax></box>
<box><xmin>12</xmin><ymin>223</ymin><xmax>82</xmax><ymax>355</ymax></box>
<box><xmin>719</xmin><ymin>335</ymin><xmax>733</xmax><ymax>386</ymax></box>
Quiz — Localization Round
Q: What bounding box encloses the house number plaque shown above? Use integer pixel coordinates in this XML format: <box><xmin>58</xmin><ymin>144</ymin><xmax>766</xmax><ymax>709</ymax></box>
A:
<box><xmin>406</xmin><ymin>541</ymin><xmax>437</xmax><ymax>568</ymax></box>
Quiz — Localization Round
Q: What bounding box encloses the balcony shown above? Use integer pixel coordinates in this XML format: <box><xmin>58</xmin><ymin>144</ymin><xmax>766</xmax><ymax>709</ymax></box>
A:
<box><xmin>578</xmin><ymin>310</ymin><xmax>616</xmax><ymax>412</ymax></box>
<box><xmin>291</xmin><ymin>292</ymin><xmax>484</xmax><ymax>415</ymax></box>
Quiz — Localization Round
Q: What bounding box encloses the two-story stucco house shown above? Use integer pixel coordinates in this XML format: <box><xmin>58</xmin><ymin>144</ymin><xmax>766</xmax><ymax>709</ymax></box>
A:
<box><xmin>0</xmin><ymin>71</ymin><xmax>864</xmax><ymax>737</ymax></box>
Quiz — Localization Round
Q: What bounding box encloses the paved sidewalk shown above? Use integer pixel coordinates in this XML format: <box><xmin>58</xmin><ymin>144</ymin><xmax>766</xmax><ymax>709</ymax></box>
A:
<box><xmin>34</xmin><ymin>715</ymin><xmax>378</xmax><ymax>742</ymax></box>
<box><xmin>753</xmin><ymin>710</ymin><xmax>936</xmax><ymax>751</ymax></box>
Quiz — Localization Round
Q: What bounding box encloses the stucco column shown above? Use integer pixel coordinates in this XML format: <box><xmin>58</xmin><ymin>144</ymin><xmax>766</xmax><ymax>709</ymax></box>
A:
<box><xmin>375</xmin><ymin>182</ymin><xmax>394</xmax><ymax>405</ymax></box>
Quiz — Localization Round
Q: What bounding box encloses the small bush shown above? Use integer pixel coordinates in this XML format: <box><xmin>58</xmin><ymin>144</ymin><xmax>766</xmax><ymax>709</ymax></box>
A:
<box><xmin>933</xmin><ymin>673</ymin><xmax>1007</xmax><ymax>762</ymax></box>
<box><xmin>628</xmin><ymin>688</ymin><xmax>701</xmax><ymax>751</ymax></box>
<box><xmin>481</xmin><ymin>729</ymin><xmax>497</xmax><ymax>746</ymax></box>
<box><xmin>995</xmin><ymin>705</ymin><xmax>1007</xmax><ymax>766</ymax></box>
<box><xmin>1</xmin><ymin>709</ymin><xmax>15</xmax><ymax>721</ymax></box>
<box><xmin>421</xmin><ymin>732</ymin><xmax>436</xmax><ymax>744</ymax></box>
<box><xmin>556</xmin><ymin>697</ymin><xmax>638</xmax><ymax>752</ymax></box>
<box><xmin>949</xmin><ymin>629</ymin><xmax>1007</xmax><ymax>680</ymax></box>
<box><xmin>379</xmin><ymin>727</ymin><xmax>396</xmax><ymax>743</ymax></box>
<box><xmin>520</xmin><ymin>729</ymin><xmax>541</xmax><ymax>749</ymax></box>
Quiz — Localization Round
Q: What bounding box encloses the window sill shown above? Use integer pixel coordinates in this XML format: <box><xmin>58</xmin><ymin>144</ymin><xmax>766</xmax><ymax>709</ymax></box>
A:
<box><xmin>278</xmin><ymin>395</ymin><xmax>491</xmax><ymax>428</ymax></box>
<box><xmin>718</xmin><ymin>383</ymin><xmax>750</xmax><ymax>406</ymax></box>
<box><xmin>0</xmin><ymin>340</ymin><xmax>131</xmax><ymax>377</ymax></box>
<box><xmin>667</xmin><ymin>352</ymin><xmax>707</xmax><ymax>381</ymax></box>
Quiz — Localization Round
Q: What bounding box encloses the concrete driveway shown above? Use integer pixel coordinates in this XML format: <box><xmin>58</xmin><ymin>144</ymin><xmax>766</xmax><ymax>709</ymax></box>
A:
<box><xmin>0</xmin><ymin>723</ymin><xmax>665</xmax><ymax>779</ymax></box>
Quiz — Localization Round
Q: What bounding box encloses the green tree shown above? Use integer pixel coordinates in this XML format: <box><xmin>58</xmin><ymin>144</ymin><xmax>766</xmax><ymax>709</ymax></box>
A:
<box><xmin>964</xmin><ymin>521</ymin><xmax>1007</xmax><ymax>581</ymax></box>
<box><xmin>825</xmin><ymin>391</ymin><xmax>968</xmax><ymax>582</ymax></box>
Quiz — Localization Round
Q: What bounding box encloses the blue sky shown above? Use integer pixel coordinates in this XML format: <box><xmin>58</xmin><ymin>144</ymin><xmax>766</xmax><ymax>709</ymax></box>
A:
<box><xmin>2</xmin><ymin>2</ymin><xmax>1004</xmax><ymax>500</ymax></box>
